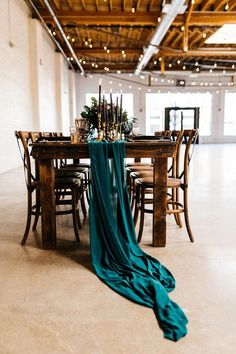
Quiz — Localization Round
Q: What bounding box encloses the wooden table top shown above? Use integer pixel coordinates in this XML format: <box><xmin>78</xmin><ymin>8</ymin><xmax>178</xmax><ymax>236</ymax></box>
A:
<box><xmin>31</xmin><ymin>140</ymin><xmax>176</xmax><ymax>160</ymax></box>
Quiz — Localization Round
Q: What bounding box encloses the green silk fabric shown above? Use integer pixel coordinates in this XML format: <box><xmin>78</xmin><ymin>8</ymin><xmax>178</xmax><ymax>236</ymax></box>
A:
<box><xmin>88</xmin><ymin>141</ymin><xmax>188</xmax><ymax>341</ymax></box>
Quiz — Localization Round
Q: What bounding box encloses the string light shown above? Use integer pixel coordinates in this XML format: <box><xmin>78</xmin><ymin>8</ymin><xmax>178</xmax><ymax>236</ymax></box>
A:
<box><xmin>158</xmin><ymin>17</ymin><xmax>161</xmax><ymax>23</ymax></box>
<box><xmin>132</xmin><ymin>7</ymin><xmax>135</xmax><ymax>13</ymax></box>
<box><xmin>225</xmin><ymin>3</ymin><xmax>229</xmax><ymax>11</ymax></box>
<box><xmin>203</xmin><ymin>33</ymin><xmax>206</xmax><ymax>38</ymax></box>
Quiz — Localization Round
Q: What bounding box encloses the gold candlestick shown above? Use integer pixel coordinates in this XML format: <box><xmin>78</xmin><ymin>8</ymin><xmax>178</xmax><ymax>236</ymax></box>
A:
<box><xmin>96</xmin><ymin>112</ymin><xmax>102</xmax><ymax>141</ymax></box>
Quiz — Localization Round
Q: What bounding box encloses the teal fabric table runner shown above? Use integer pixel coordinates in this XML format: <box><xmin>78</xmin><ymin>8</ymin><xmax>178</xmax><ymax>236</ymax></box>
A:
<box><xmin>88</xmin><ymin>141</ymin><xmax>188</xmax><ymax>341</ymax></box>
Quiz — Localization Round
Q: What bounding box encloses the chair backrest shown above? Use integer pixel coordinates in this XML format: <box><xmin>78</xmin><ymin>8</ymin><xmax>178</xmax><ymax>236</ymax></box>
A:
<box><xmin>181</xmin><ymin>129</ymin><xmax>199</xmax><ymax>185</ymax></box>
<box><xmin>30</xmin><ymin>131</ymin><xmax>42</xmax><ymax>143</ymax></box>
<box><xmin>170</xmin><ymin>130</ymin><xmax>184</xmax><ymax>178</ymax></box>
<box><xmin>154</xmin><ymin>130</ymin><xmax>172</xmax><ymax>137</ymax></box>
<box><xmin>15</xmin><ymin>131</ymin><xmax>36</xmax><ymax>190</ymax></box>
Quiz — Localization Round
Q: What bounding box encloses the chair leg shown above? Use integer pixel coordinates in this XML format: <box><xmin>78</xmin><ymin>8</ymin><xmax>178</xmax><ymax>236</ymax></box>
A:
<box><xmin>137</xmin><ymin>187</ymin><xmax>145</xmax><ymax>243</ymax></box>
<box><xmin>172</xmin><ymin>188</ymin><xmax>182</xmax><ymax>228</ymax></box>
<box><xmin>133</xmin><ymin>185</ymin><xmax>140</xmax><ymax>227</ymax></box>
<box><xmin>21</xmin><ymin>192</ymin><xmax>32</xmax><ymax>245</ymax></box>
<box><xmin>131</xmin><ymin>177</ymin><xmax>136</xmax><ymax>210</ymax></box>
<box><xmin>183</xmin><ymin>187</ymin><xmax>194</xmax><ymax>242</ymax></box>
<box><xmin>32</xmin><ymin>189</ymin><xmax>40</xmax><ymax>230</ymax></box>
<box><xmin>81</xmin><ymin>191</ymin><xmax>87</xmax><ymax>218</ymax></box>
<box><xmin>72</xmin><ymin>188</ymin><xmax>80</xmax><ymax>242</ymax></box>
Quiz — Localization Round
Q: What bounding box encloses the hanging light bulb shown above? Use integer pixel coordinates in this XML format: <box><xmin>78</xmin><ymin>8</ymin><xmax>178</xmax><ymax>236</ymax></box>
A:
<box><xmin>225</xmin><ymin>3</ymin><xmax>229</xmax><ymax>11</ymax></box>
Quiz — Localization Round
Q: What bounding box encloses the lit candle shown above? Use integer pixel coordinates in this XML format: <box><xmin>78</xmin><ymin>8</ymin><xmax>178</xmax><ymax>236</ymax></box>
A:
<box><xmin>116</xmin><ymin>96</ymin><xmax>118</xmax><ymax>123</ymax></box>
<box><xmin>103</xmin><ymin>94</ymin><xmax>105</xmax><ymax>123</ymax></box>
<box><xmin>120</xmin><ymin>92</ymin><xmax>123</xmax><ymax>122</ymax></box>
<box><xmin>98</xmin><ymin>84</ymin><xmax>101</xmax><ymax>114</ymax></box>
<box><xmin>110</xmin><ymin>92</ymin><xmax>114</xmax><ymax>123</ymax></box>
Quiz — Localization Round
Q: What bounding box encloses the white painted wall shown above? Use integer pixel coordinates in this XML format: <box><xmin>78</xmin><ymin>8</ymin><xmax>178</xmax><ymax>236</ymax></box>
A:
<box><xmin>0</xmin><ymin>0</ymin><xmax>76</xmax><ymax>173</ymax></box>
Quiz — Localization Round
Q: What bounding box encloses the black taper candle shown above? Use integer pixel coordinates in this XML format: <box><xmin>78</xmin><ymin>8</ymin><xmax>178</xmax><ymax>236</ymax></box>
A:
<box><xmin>110</xmin><ymin>92</ymin><xmax>114</xmax><ymax>123</ymax></box>
<box><xmin>98</xmin><ymin>85</ymin><xmax>101</xmax><ymax>114</ymax></box>
<box><xmin>120</xmin><ymin>93</ymin><xmax>123</xmax><ymax>122</ymax></box>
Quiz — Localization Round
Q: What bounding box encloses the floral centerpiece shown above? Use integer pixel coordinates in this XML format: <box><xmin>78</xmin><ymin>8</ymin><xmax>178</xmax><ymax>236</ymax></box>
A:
<box><xmin>80</xmin><ymin>97</ymin><xmax>137</xmax><ymax>138</ymax></box>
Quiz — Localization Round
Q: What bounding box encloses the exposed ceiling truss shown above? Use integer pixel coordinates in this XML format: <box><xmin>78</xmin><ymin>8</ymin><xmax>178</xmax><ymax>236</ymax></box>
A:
<box><xmin>26</xmin><ymin>0</ymin><xmax>236</xmax><ymax>75</ymax></box>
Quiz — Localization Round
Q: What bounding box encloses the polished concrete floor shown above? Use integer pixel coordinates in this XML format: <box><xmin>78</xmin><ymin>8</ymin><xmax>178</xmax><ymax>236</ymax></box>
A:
<box><xmin>0</xmin><ymin>144</ymin><xmax>236</xmax><ymax>354</ymax></box>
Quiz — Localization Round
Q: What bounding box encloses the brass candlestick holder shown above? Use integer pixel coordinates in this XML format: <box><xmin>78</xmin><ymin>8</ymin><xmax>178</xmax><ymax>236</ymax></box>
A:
<box><xmin>96</xmin><ymin>112</ymin><xmax>103</xmax><ymax>141</ymax></box>
<box><xmin>103</xmin><ymin>122</ymin><xmax>107</xmax><ymax>141</ymax></box>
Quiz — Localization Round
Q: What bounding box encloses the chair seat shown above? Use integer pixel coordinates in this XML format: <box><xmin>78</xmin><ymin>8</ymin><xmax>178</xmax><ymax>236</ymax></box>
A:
<box><xmin>131</xmin><ymin>170</ymin><xmax>153</xmax><ymax>178</ymax></box>
<box><xmin>126</xmin><ymin>162</ymin><xmax>153</xmax><ymax>167</ymax></box>
<box><xmin>135</xmin><ymin>176</ymin><xmax>181</xmax><ymax>189</ymax></box>
<box><xmin>55</xmin><ymin>177</ymin><xmax>81</xmax><ymax>187</ymax></box>
<box><xmin>127</xmin><ymin>165</ymin><xmax>153</xmax><ymax>172</ymax></box>
<box><xmin>55</xmin><ymin>170</ymin><xmax>82</xmax><ymax>179</ymax></box>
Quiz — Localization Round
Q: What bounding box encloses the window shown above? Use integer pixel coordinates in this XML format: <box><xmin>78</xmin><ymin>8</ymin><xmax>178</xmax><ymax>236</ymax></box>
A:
<box><xmin>86</xmin><ymin>93</ymin><xmax>133</xmax><ymax>118</ymax></box>
<box><xmin>224</xmin><ymin>92</ymin><xmax>236</xmax><ymax>135</ymax></box>
<box><xmin>146</xmin><ymin>92</ymin><xmax>212</xmax><ymax>136</ymax></box>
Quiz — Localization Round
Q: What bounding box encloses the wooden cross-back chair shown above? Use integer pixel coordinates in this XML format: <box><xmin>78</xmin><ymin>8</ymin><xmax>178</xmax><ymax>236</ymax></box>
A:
<box><xmin>134</xmin><ymin>129</ymin><xmax>198</xmax><ymax>243</ymax></box>
<box><xmin>15</xmin><ymin>130</ymin><xmax>84</xmax><ymax>246</ymax></box>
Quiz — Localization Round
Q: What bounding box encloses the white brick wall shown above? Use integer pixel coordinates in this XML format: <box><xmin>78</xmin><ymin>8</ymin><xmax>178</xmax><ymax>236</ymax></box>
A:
<box><xmin>0</xmin><ymin>0</ymin><xmax>77</xmax><ymax>173</ymax></box>
<box><xmin>0</xmin><ymin>0</ymin><xmax>33</xmax><ymax>172</ymax></box>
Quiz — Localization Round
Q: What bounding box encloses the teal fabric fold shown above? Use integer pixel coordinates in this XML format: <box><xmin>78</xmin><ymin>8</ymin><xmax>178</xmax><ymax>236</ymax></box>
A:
<box><xmin>88</xmin><ymin>141</ymin><xmax>188</xmax><ymax>341</ymax></box>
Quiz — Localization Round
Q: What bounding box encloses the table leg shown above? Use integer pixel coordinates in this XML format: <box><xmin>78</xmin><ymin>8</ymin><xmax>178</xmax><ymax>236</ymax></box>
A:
<box><xmin>153</xmin><ymin>157</ymin><xmax>167</xmax><ymax>247</ymax></box>
<box><xmin>39</xmin><ymin>159</ymin><xmax>56</xmax><ymax>249</ymax></box>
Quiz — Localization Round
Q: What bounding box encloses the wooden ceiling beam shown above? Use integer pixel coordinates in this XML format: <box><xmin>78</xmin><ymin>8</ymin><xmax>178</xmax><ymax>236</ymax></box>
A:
<box><xmin>200</xmin><ymin>0</ymin><xmax>212</xmax><ymax>11</ymax></box>
<box><xmin>39</xmin><ymin>10</ymin><xmax>236</xmax><ymax>26</ymax></box>
<box><xmin>39</xmin><ymin>11</ymin><xmax>161</xmax><ymax>25</ymax></box>
<box><xmin>159</xmin><ymin>48</ymin><xmax>236</xmax><ymax>57</ymax></box>
<box><xmin>81</xmin><ymin>0</ymin><xmax>86</xmax><ymax>11</ymax></box>
<box><xmin>174</xmin><ymin>11</ymin><xmax>236</xmax><ymax>26</ymax></box>
<box><xmin>72</xmin><ymin>48</ymin><xmax>142</xmax><ymax>55</ymax></box>
<box><xmin>214</xmin><ymin>0</ymin><xmax>229</xmax><ymax>11</ymax></box>
<box><xmin>183</xmin><ymin>1</ymin><xmax>195</xmax><ymax>52</ymax></box>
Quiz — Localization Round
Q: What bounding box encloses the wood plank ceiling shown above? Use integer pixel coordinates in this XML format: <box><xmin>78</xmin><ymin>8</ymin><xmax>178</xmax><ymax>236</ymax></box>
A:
<box><xmin>28</xmin><ymin>0</ymin><xmax>236</xmax><ymax>74</ymax></box>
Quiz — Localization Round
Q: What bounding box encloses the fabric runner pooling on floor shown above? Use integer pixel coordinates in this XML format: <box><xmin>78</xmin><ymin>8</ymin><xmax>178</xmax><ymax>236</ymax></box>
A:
<box><xmin>88</xmin><ymin>141</ymin><xmax>188</xmax><ymax>341</ymax></box>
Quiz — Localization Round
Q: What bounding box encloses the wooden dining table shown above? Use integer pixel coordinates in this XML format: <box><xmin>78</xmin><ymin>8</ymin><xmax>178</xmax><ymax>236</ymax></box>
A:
<box><xmin>31</xmin><ymin>140</ymin><xmax>176</xmax><ymax>249</ymax></box>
